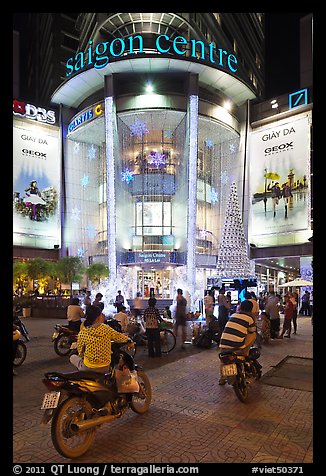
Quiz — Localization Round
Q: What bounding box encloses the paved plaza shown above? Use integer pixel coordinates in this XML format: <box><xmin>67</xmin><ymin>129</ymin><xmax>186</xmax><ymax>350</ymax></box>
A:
<box><xmin>13</xmin><ymin>315</ymin><xmax>314</xmax><ymax>467</ymax></box>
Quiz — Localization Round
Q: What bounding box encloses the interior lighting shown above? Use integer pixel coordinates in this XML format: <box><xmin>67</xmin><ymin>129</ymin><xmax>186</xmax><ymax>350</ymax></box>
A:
<box><xmin>145</xmin><ymin>82</ymin><xmax>154</xmax><ymax>93</ymax></box>
<box><xmin>223</xmin><ymin>100</ymin><xmax>232</xmax><ymax>111</ymax></box>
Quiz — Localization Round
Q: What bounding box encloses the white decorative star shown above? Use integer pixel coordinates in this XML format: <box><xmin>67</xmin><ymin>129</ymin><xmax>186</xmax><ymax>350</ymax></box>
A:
<box><xmin>121</xmin><ymin>169</ymin><xmax>134</xmax><ymax>183</ymax></box>
<box><xmin>165</xmin><ymin>130</ymin><xmax>173</xmax><ymax>138</ymax></box>
<box><xmin>77</xmin><ymin>248</ymin><xmax>85</xmax><ymax>258</ymax></box>
<box><xmin>130</xmin><ymin>120</ymin><xmax>149</xmax><ymax>138</ymax></box>
<box><xmin>205</xmin><ymin>139</ymin><xmax>214</xmax><ymax>148</ymax></box>
<box><xmin>211</xmin><ymin>188</ymin><xmax>219</xmax><ymax>204</ymax></box>
<box><xmin>73</xmin><ymin>142</ymin><xmax>80</xmax><ymax>153</ymax></box>
<box><xmin>229</xmin><ymin>143</ymin><xmax>236</xmax><ymax>153</ymax></box>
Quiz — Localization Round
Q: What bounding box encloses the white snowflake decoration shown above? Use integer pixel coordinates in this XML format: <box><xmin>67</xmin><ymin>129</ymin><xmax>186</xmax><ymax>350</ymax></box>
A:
<box><xmin>71</xmin><ymin>207</ymin><xmax>81</xmax><ymax>221</ymax></box>
<box><xmin>148</xmin><ymin>152</ymin><xmax>166</xmax><ymax>167</ymax></box>
<box><xmin>73</xmin><ymin>142</ymin><xmax>80</xmax><ymax>154</ymax></box>
<box><xmin>86</xmin><ymin>224</ymin><xmax>97</xmax><ymax>239</ymax></box>
<box><xmin>88</xmin><ymin>144</ymin><xmax>97</xmax><ymax>160</ymax></box>
<box><xmin>81</xmin><ymin>175</ymin><xmax>89</xmax><ymax>187</ymax></box>
<box><xmin>165</xmin><ymin>130</ymin><xmax>173</xmax><ymax>138</ymax></box>
<box><xmin>211</xmin><ymin>187</ymin><xmax>219</xmax><ymax>204</ymax></box>
<box><xmin>205</xmin><ymin>138</ymin><xmax>214</xmax><ymax>148</ymax></box>
<box><xmin>130</xmin><ymin>120</ymin><xmax>149</xmax><ymax>138</ymax></box>
<box><xmin>229</xmin><ymin>143</ymin><xmax>237</xmax><ymax>153</ymax></box>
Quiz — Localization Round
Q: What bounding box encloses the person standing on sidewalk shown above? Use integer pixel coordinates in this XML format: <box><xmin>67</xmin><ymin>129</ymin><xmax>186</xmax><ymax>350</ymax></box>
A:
<box><xmin>264</xmin><ymin>291</ymin><xmax>281</xmax><ymax>339</ymax></box>
<box><xmin>217</xmin><ymin>287</ymin><xmax>229</xmax><ymax>332</ymax></box>
<box><xmin>290</xmin><ymin>292</ymin><xmax>298</xmax><ymax>334</ymax></box>
<box><xmin>174</xmin><ymin>288</ymin><xmax>188</xmax><ymax>349</ymax></box>
<box><xmin>143</xmin><ymin>297</ymin><xmax>162</xmax><ymax>357</ymax></box>
<box><xmin>279</xmin><ymin>294</ymin><xmax>294</xmax><ymax>338</ymax></box>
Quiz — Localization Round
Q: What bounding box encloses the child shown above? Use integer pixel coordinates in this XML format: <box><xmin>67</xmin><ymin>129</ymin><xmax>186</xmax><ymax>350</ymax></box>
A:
<box><xmin>260</xmin><ymin>311</ymin><xmax>271</xmax><ymax>344</ymax></box>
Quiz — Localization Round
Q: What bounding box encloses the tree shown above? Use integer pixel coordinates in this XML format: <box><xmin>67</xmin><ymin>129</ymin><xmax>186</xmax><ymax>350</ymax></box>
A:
<box><xmin>55</xmin><ymin>256</ymin><xmax>85</xmax><ymax>296</ymax></box>
<box><xmin>13</xmin><ymin>261</ymin><xmax>29</xmax><ymax>294</ymax></box>
<box><xmin>26</xmin><ymin>258</ymin><xmax>53</xmax><ymax>294</ymax></box>
<box><xmin>86</xmin><ymin>262</ymin><xmax>110</xmax><ymax>286</ymax></box>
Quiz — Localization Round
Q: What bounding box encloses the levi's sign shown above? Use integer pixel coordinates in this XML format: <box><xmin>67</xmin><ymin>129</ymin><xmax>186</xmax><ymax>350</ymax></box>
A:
<box><xmin>65</xmin><ymin>34</ymin><xmax>238</xmax><ymax>77</ymax></box>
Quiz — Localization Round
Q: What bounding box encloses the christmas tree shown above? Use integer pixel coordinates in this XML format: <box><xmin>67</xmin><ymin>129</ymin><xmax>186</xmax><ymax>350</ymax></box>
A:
<box><xmin>216</xmin><ymin>182</ymin><xmax>252</xmax><ymax>278</ymax></box>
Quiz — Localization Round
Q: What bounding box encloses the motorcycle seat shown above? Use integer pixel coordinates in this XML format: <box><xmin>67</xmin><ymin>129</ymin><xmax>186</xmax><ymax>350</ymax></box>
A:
<box><xmin>45</xmin><ymin>370</ymin><xmax>111</xmax><ymax>383</ymax></box>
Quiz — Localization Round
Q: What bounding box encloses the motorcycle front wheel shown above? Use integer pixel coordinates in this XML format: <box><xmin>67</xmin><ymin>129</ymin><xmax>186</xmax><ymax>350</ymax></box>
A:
<box><xmin>130</xmin><ymin>370</ymin><xmax>152</xmax><ymax>414</ymax></box>
<box><xmin>51</xmin><ymin>396</ymin><xmax>96</xmax><ymax>459</ymax></box>
<box><xmin>54</xmin><ymin>334</ymin><xmax>73</xmax><ymax>357</ymax></box>
<box><xmin>14</xmin><ymin>341</ymin><xmax>27</xmax><ymax>367</ymax></box>
<box><xmin>233</xmin><ymin>373</ymin><xmax>249</xmax><ymax>403</ymax></box>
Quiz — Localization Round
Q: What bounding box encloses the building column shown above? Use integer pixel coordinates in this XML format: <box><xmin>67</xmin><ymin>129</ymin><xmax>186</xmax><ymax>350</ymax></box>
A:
<box><xmin>186</xmin><ymin>74</ymin><xmax>199</xmax><ymax>303</ymax></box>
<box><xmin>104</xmin><ymin>75</ymin><xmax>117</xmax><ymax>279</ymax></box>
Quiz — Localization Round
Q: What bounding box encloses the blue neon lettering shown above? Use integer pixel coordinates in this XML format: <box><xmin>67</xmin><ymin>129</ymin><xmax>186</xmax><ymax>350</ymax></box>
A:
<box><xmin>66</xmin><ymin>57</ymin><xmax>74</xmax><ymax>77</ymax></box>
<box><xmin>75</xmin><ymin>52</ymin><xmax>84</xmax><ymax>71</ymax></box>
<box><xmin>94</xmin><ymin>42</ymin><xmax>109</xmax><ymax>69</ymax></box>
<box><xmin>173</xmin><ymin>36</ymin><xmax>187</xmax><ymax>55</ymax></box>
<box><xmin>110</xmin><ymin>38</ymin><xmax>125</xmax><ymax>57</ymax></box>
<box><xmin>228</xmin><ymin>54</ymin><xmax>238</xmax><ymax>73</ymax></box>
<box><xmin>128</xmin><ymin>35</ymin><xmax>144</xmax><ymax>53</ymax></box>
<box><xmin>156</xmin><ymin>34</ymin><xmax>170</xmax><ymax>53</ymax></box>
<box><xmin>190</xmin><ymin>39</ymin><xmax>205</xmax><ymax>59</ymax></box>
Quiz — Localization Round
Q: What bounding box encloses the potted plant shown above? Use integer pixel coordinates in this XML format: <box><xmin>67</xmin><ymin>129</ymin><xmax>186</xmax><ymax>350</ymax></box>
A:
<box><xmin>18</xmin><ymin>297</ymin><xmax>32</xmax><ymax>318</ymax></box>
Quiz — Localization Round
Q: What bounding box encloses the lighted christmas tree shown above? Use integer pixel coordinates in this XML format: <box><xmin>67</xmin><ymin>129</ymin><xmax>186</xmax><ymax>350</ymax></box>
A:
<box><xmin>216</xmin><ymin>182</ymin><xmax>252</xmax><ymax>278</ymax></box>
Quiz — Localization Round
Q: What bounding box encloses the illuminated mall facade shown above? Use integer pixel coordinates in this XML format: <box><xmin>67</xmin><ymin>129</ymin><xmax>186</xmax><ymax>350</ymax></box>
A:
<box><xmin>13</xmin><ymin>13</ymin><xmax>313</xmax><ymax>305</ymax></box>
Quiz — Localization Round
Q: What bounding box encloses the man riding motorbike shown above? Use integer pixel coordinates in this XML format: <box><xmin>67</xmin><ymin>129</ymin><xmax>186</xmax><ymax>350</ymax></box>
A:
<box><xmin>218</xmin><ymin>299</ymin><xmax>258</xmax><ymax>385</ymax></box>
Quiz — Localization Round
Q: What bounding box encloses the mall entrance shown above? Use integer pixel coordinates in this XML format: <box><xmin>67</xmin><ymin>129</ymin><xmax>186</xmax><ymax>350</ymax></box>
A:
<box><xmin>137</xmin><ymin>269</ymin><xmax>171</xmax><ymax>299</ymax></box>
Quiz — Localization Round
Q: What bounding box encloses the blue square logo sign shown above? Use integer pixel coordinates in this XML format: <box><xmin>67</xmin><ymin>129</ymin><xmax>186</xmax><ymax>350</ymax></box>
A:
<box><xmin>289</xmin><ymin>88</ymin><xmax>308</xmax><ymax>110</ymax></box>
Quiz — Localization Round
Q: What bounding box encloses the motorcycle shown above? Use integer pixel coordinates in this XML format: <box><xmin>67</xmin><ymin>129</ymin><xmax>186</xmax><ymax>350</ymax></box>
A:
<box><xmin>52</xmin><ymin>324</ymin><xmax>78</xmax><ymax>357</ymax></box>
<box><xmin>13</xmin><ymin>306</ymin><xmax>30</xmax><ymax>342</ymax></box>
<box><xmin>40</xmin><ymin>341</ymin><xmax>152</xmax><ymax>458</ymax></box>
<box><xmin>218</xmin><ymin>347</ymin><xmax>262</xmax><ymax>402</ymax></box>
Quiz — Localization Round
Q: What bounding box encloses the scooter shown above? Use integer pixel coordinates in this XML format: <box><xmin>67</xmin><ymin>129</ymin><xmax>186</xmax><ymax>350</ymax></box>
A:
<box><xmin>52</xmin><ymin>324</ymin><xmax>78</xmax><ymax>357</ymax></box>
<box><xmin>218</xmin><ymin>347</ymin><xmax>262</xmax><ymax>402</ymax></box>
<box><xmin>40</xmin><ymin>340</ymin><xmax>151</xmax><ymax>458</ymax></box>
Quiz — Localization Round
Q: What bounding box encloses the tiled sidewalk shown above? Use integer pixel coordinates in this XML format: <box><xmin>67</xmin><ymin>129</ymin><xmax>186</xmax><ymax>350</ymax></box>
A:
<box><xmin>13</xmin><ymin>316</ymin><xmax>313</xmax><ymax>465</ymax></box>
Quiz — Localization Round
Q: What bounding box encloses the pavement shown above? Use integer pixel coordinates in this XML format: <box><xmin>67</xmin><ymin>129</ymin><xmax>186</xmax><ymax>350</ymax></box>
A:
<box><xmin>12</xmin><ymin>315</ymin><xmax>315</xmax><ymax>468</ymax></box>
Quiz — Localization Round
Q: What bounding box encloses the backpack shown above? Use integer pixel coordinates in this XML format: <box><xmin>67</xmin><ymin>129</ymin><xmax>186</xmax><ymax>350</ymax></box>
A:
<box><xmin>195</xmin><ymin>330</ymin><xmax>212</xmax><ymax>349</ymax></box>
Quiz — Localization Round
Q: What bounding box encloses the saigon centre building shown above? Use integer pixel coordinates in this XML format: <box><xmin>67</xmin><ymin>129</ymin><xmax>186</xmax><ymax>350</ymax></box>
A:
<box><xmin>15</xmin><ymin>13</ymin><xmax>312</xmax><ymax>307</ymax></box>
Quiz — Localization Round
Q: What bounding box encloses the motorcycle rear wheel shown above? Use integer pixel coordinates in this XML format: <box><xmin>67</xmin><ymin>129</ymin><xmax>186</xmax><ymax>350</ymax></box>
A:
<box><xmin>130</xmin><ymin>370</ymin><xmax>152</xmax><ymax>414</ymax></box>
<box><xmin>13</xmin><ymin>342</ymin><xmax>27</xmax><ymax>367</ymax></box>
<box><xmin>54</xmin><ymin>334</ymin><xmax>73</xmax><ymax>357</ymax></box>
<box><xmin>233</xmin><ymin>374</ymin><xmax>249</xmax><ymax>403</ymax></box>
<box><xmin>51</xmin><ymin>396</ymin><xmax>96</xmax><ymax>459</ymax></box>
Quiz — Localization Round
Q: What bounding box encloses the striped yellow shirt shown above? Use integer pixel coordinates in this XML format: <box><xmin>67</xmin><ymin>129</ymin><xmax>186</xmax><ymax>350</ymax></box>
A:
<box><xmin>219</xmin><ymin>312</ymin><xmax>255</xmax><ymax>350</ymax></box>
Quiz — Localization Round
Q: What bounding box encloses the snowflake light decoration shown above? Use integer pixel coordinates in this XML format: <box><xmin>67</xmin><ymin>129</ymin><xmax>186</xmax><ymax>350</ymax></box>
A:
<box><xmin>221</xmin><ymin>171</ymin><xmax>229</xmax><ymax>185</ymax></box>
<box><xmin>211</xmin><ymin>187</ymin><xmax>219</xmax><ymax>204</ymax></box>
<box><xmin>73</xmin><ymin>142</ymin><xmax>80</xmax><ymax>154</ymax></box>
<box><xmin>88</xmin><ymin>144</ymin><xmax>97</xmax><ymax>160</ymax></box>
<box><xmin>81</xmin><ymin>175</ymin><xmax>89</xmax><ymax>187</ymax></box>
<box><xmin>148</xmin><ymin>151</ymin><xmax>166</xmax><ymax>167</ymax></box>
<box><xmin>229</xmin><ymin>143</ymin><xmax>237</xmax><ymax>153</ymax></box>
<box><xmin>77</xmin><ymin>247</ymin><xmax>85</xmax><ymax>258</ymax></box>
<box><xmin>165</xmin><ymin>130</ymin><xmax>173</xmax><ymax>138</ymax></box>
<box><xmin>71</xmin><ymin>207</ymin><xmax>81</xmax><ymax>221</ymax></box>
<box><xmin>86</xmin><ymin>224</ymin><xmax>97</xmax><ymax>239</ymax></box>
<box><xmin>205</xmin><ymin>138</ymin><xmax>214</xmax><ymax>148</ymax></box>
<box><xmin>130</xmin><ymin>120</ymin><xmax>149</xmax><ymax>138</ymax></box>
<box><xmin>121</xmin><ymin>168</ymin><xmax>135</xmax><ymax>183</ymax></box>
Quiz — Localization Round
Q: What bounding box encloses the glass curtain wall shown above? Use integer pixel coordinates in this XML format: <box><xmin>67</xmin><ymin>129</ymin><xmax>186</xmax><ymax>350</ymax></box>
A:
<box><xmin>115</xmin><ymin>110</ymin><xmax>187</xmax><ymax>255</ymax></box>
<box><xmin>64</xmin><ymin>116</ymin><xmax>106</xmax><ymax>262</ymax></box>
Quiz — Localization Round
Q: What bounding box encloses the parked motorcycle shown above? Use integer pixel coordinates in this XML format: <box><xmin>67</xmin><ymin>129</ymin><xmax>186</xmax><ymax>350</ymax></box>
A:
<box><xmin>218</xmin><ymin>347</ymin><xmax>262</xmax><ymax>402</ymax></box>
<box><xmin>40</xmin><ymin>341</ymin><xmax>152</xmax><ymax>458</ymax></box>
<box><xmin>13</xmin><ymin>305</ymin><xmax>30</xmax><ymax>342</ymax></box>
<box><xmin>13</xmin><ymin>330</ymin><xmax>27</xmax><ymax>367</ymax></box>
<box><xmin>52</xmin><ymin>324</ymin><xmax>78</xmax><ymax>357</ymax></box>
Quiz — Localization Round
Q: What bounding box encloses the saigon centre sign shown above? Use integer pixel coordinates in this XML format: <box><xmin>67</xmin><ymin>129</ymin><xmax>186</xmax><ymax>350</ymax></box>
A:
<box><xmin>65</xmin><ymin>34</ymin><xmax>238</xmax><ymax>77</ymax></box>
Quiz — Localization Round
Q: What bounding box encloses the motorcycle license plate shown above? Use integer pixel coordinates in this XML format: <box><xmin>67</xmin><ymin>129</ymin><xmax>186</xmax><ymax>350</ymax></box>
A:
<box><xmin>221</xmin><ymin>363</ymin><xmax>237</xmax><ymax>377</ymax></box>
<box><xmin>41</xmin><ymin>391</ymin><xmax>61</xmax><ymax>410</ymax></box>
<box><xmin>52</xmin><ymin>331</ymin><xmax>59</xmax><ymax>340</ymax></box>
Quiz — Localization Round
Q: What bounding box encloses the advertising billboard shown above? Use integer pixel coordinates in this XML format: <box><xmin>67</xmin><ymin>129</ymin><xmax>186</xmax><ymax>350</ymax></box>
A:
<box><xmin>249</xmin><ymin>114</ymin><xmax>311</xmax><ymax>245</ymax></box>
<box><xmin>13</xmin><ymin>120</ymin><xmax>61</xmax><ymax>248</ymax></box>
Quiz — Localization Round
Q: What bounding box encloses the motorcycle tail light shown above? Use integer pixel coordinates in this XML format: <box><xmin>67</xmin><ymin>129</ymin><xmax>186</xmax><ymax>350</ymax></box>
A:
<box><xmin>42</xmin><ymin>378</ymin><xmax>64</xmax><ymax>391</ymax></box>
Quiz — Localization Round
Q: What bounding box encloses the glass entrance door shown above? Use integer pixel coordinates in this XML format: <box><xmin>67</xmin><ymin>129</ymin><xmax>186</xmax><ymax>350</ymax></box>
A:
<box><xmin>137</xmin><ymin>270</ymin><xmax>170</xmax><ymax>298</ymax></box>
